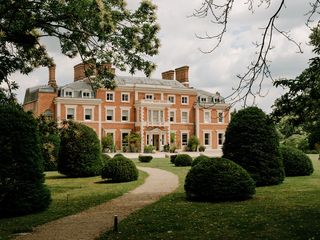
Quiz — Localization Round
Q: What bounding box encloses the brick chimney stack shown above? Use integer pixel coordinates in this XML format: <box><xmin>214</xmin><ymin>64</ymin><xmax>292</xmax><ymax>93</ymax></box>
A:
<box><xmin>161</xmin><ymin>70</ymin><xmax>175</xmax><ymax>80</ymax></box>
<box><xmin>74</xmin><ymin>62</ymin><xmax>115</xmax><ymax>81</ymax></box>
<box><xmin>175</xmin><ymin>66</ymin><xmax>189</xmax><ymax>87</ymax></box>
<box><xmin>48</xmin><ymin>64</ymin><xmax>57</xmax><ymax>88</ymax></box>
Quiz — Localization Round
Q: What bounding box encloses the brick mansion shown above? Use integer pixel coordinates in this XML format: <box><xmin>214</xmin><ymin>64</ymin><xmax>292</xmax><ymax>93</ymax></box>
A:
<box><xmin>23</xmin><ymin>63</ymin><xmax>230</xmax><ymax>152</ymax></box>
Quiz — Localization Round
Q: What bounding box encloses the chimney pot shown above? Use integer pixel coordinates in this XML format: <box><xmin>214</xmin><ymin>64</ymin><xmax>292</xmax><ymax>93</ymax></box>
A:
<box><xmin>48</xmin><ymin>64</ymin><xmax>57</xmax><ymax>88</ymax></box>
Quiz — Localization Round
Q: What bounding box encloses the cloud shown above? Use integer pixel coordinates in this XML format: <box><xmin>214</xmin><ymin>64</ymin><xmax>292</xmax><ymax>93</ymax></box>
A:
<box><xmin>11</xmin><ymin>1</ymin><xmax>315</xmax><ymax>113</ymax></box>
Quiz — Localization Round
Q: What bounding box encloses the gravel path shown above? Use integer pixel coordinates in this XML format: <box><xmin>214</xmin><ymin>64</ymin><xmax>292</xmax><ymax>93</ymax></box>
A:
<box><xmin>15</xmin><ymin>167</ymin><xmax>179</xmax><ymax>240</ymax></box>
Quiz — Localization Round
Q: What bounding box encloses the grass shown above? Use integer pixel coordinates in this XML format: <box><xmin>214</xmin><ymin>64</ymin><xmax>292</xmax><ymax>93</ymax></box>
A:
<box><xmin>0</xmin><ymin>170</ymin><xmax>147</xmax><ymax>240</ymax></box>
<box><xmin>101</xmin><ymin>155</ymin><xmax>320</xmax><ymax>240</ymax></box>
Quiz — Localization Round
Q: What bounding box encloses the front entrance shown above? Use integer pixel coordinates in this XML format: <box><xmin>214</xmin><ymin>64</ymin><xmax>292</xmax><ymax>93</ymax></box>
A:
<box><xmin>152</xmin><ymin>134</ymin><xmax>160</xmax><ymax>150</ymax></box>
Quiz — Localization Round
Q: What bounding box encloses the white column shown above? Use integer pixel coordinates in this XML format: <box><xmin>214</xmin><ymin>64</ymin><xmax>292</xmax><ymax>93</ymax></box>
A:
<box><xmin>98</xmin><ymin>103</ymin><xmax>102</xmax><ymax>140</ymax></box>
<box><xmin>56</xmin><ymin>102</ymin><xmax>61</xmax><ymax>124</ymax></box>
<box><xmin>140</xmin><ymin>106</ymin><xmax>144</xmax><ymax>153</ymax></box>
<box><xmin>195</xmin><ymin>106</ymin><xmax>200</xmax><ymax>139</ymax></box>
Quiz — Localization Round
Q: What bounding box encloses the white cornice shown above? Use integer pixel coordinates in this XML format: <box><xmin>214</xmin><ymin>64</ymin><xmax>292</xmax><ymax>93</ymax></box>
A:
<box><xmin>54</xmin><ymin>97</ymin><xmax>101</xmax><ymax>105</ymax></box>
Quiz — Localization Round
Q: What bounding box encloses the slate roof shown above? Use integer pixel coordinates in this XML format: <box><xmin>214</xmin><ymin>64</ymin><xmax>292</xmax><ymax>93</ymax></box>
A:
<box><xmin>23</xmin><ymin>85</ymin><xmax>55</xmax><ymax>104</ymax></box>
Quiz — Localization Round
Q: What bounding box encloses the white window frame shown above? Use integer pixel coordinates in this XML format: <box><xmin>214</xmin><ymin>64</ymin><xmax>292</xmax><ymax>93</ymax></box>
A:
<box><xmin>145</xmin><ymin>93</ymin><xmax>154</xmax><ymax>100</ymax></box>
<box><xmin>120</xmin><ymin>129</ymin><xmax>131</xmax><ymax>148</ymax></box>
<box><xmin>121</xmin><ymin>108</ymin><xmax>130</xmax><ymax>122</ymax></box>
<box><xmin>181</xmin><ymin>95</ymin><xmax>189</xmax><ymax>105</ymax></box>
<box><xmin>82</xmin><ymin>90</ymin><xmax>91</xmax><ymax>98</ymax></box>
<box><xmin>64</xmin><ymin>89</ymin><xmax>73</xmax><ymax>98</ymax></box>
<box><xmin>121</xmin><ymin>92</ymin><xmax>130</xmax><ymax>103</ymax></box>
<box><xmin>200</xmin><ymin>96</ymin><xmax>207</xmax><ymax>102</ymax></box>
<box><xmin>105</xmin><ymin>107</ymin><xmax>115</xmax><ymax>122</ymax></box>
<box><xmin>104</xmin><ymin>129</ymin><xmax>116</xmax><ymax>145</ymax></box>
<box><xmin>65</xmin><ymin>105</ymin><xmax>76</xmax><ymax>120</ymax></box>
<box><xmin>218</xmin><ymin>110</ymin><xmax>224</xmax><ymax>123</ymax></box>
<box><xmin>204</xmin><ymin>110</ymin><xmax>211</xmax><ymax>123</ymax></box>
<box><xmin>169</xmin><ymin>110</ymin><xmax>176</xmax><ymax>123</ymax></box>
<box><xmin>217</xmin><ymin>131</ymin><xmax>225</xmax><ymax>147</ymax></box>
<box><xmin>203</xmin><ymin>131</ymin><xmax>211</xmax><ymax>146</ymax></box>
<box><xmin>83</xmin><ymin>106</ymin><xmax>94</xmax><ymax>121</ymax></box>
<box><xmin>181</xmin><ymin>110</ymin><xmax>189</xmax><ymax>123</ymax></box>
<box><xmin>168</xmin><ymin>95</ymin><xmax>175</xmax><ymax>104</ymax></box>
<box><xmin>106</xmin><ymin>92</ymin><xmax>114</xmax><ymax>102</ymax></box>
<box><xmin>181</xmin><ymin>132</ymin><xmax>189</xmax><ymax>146</ymax></box>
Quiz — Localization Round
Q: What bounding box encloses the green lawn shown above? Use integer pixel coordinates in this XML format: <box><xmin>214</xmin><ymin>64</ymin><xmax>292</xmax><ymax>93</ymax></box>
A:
<box><xmin>0</xmin><ymin>170</ymin><xmax>147</xmax><ymax>240</ymax></box>
<box><xmin>101</xmin><ymin>155</ymin><xmax>320</xmax><ymax>240</ymax></box>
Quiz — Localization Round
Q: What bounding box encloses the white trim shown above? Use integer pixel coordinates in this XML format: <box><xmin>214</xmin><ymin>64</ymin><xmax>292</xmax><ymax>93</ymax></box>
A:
<box><xmin>181</xmin><ymin>131</ymin><xmax>189</xmax><ymax>146</ymax></box>
<box><xmin>121</xmin><ymin>108</ymin><xmax>130</xmax><ymax>122</ymax></box>
<box><xmin>169</xmin><ymin>110</ymin><xmax>176</xmax><ymax>123</ymax></box>
<box><xmin>105</xmin><ymin>107</ymin><xmax>115</xmax><ymax>122</ymax></box>
<box><xmin>65</xmin><ymin>105</ymin><xmax>76</xmax><ymax>120</ymax></box>
<box><xmin>121</xmin><ymin>92</ymin><xmax>130</xmax><ymax>103</ymax></box>
<box><xmin>181</xmin><ymin>95</ymin><xmax>189</xmax><ymax>105</ymax></box>
<box><xmin>217</xmin><ymin>110</ymin><xmax>224</xmax><ymax>124</ymax></box>
<box><xmin>104</xmin><ymin>129</ymin><xmax>116</xmax><ymax>145</ymax></box>
<box><xmin>120</xmin><ymin>129</ymin><xmax>131</xmax><ymax>149</ymax></box>
<box><xmin>168</xmin><ymin>95</ymin><xmax>175</xmax><ymax>104</ymax></box>
<box><xmin>181</xmin><ymin>110</ymin><xmax>189</xmax><ymax>123</ymax></box>
<box><xmin>204</xmin><ymin>110</ymin><xmax>211</xmax><ymax>123</ymax></box>
<box><xmin>145</xmin><ymin>93</ymin><xmax>154</xmax><ymax>100</ymax></box>
<box><xmin>64</xmin><ymin>88</ymin><xmax>74</xmax><ymax>98</ymax></box>
<box><xmin>203</xmin><ymin>131</ymin><xmax>212</xmax><ymax>147</ymax></box>
<box><xmin>217</xmin><ymin>131</ymin><xmax>225</xmax><ymax>147</ymax></box>
<box><xmin>83</xmin><ymin>106</ymin><xmax>94</xmax><ymax>121</ymax></box>
<box><xmin>106</xmin><ymin>92</ymin><xmax>115</xmax><ymax>102</ymax></box>
<box><xmin>81</xmin><ymin>90</ymin><xmax>91</xmax><ymax>99</ymax></box>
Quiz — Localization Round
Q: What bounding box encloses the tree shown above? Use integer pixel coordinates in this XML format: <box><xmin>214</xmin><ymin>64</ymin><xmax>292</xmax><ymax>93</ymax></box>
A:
<box><xmin>223</xmin><ymin>107</ymin><xmax>284</xmax><ymax>186</ymax></box>
<box><xmin>193</xmin><ymin>1</ymin><xmax>319</xmax><ymax>105</ymax></box>
<box><xmin>0</xmin><ymin>104</ymin><xmax>51</xmax><ymax>217</ymax></box>
<box><xmin>0</xmin><ymin>0</ymin><xmax>160</xmax><ymax>97</ymax></box>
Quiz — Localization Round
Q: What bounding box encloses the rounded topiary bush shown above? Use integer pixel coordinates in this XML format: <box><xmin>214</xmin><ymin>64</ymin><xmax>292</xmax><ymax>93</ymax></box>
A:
<box><xmin>223</xmin><ymin>107</ymin><xmax>284</xmax><ymax>186</ymax></box>
<box><xmin>280</xmin><ymin>145</ymin><xmax>314</xmax><ymax>176</ymax></box>
<box><xmin>138</xmin><ymin>155</ymin><xmax>153</xmax><ymax>163</ymax></box>
<box><xmin>101</xmin><ymin>154</ymin><xmax>111</xmax><ymax>165</ymax></box>
<box><xmin>174</xmin><ymin>154</ymin><xmax>192</xmax><ymax>166</ymax></box>
<box><xmin>0</xmin><ymin>104</ymin><xmax>51</xmax><ymax>217</ymax></box>
<box><xmin>185</xmin><ymin>158</ymin><xmax>255</xmax><ymax>202</ymax></box>
<box><xmin>58</xmin><ymin>121</ymin><xmax>102</xmax><ymax>177</ymax></box>
<box><xmin>170</xmin><ymin>154</ymin><xmax>178</xmax><ymax>164</ymax></box>
<box><xmin>114</xmin><ymin>153</ymin><xmax>124</xmax><ymax>158</ymax></box>
<box><xmin>101</xmin><ymin>156</ymin><xmax>139</xmax><ymax>182</ymax></box>
<box><xmin>191</xmin><ymin>155</ymin><xmax>211</xmax><ymax>167</ymax></box>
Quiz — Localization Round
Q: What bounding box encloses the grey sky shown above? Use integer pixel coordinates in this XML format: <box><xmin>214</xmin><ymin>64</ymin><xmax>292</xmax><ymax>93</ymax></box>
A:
<box><xmin>12</xmin><ymin>0</ymin><xmax>317</xmax><ymax>113</ymax></box>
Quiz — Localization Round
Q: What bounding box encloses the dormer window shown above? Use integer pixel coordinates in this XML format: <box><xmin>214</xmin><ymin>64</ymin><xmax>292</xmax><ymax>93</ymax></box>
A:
<box><xmin>82</xmin><ymin>91</ymin><xmax>91</xmax><ymax>98</ymax></box>
<box><xmin>200</xmin><ymin>97</ymin><xmax>207</xmax><ymax>102</ymax></box>
<box><xmin>145</xmin><ymin>94</ymin><xmax>153</xmax><ymax>100</ymax></box>
<box><xmin>65</xmin><ymin>90</ymin><xmax>73</xmax><ymax>98</ymax></box>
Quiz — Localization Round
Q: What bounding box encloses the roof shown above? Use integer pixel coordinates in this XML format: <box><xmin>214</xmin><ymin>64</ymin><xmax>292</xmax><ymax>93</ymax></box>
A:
<box><xmin>60</xmin><ymin>80</ymin><xmax>92</xmax><ymax>91</ymax></box>
<box><xmin>114</xmin><ymin>76</ymin><xmax>188</xmax><ymax>89</ymax></box>
<box><xmin>23</xmin><ymin>85</ymin><xmax>55</xmax><ymax>104</ymax></box>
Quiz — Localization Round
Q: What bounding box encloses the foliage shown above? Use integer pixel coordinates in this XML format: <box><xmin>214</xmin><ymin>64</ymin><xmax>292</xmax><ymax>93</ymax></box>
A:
<box><xmin>199</xmin><ymin>145</ymin><xmax>206</xmax><ymax>152</ymax></box>
<box><xmin>170</xmin><ymin>154</ymin><xmax>178</xmax><ymax>164</ymax></box>
<box><xmin>124</xmin><ymin>132</ymin><xmax>141</xmax><ymax>153</ymax></box>
<box><xmin>185</xmin><ymin>158</ymin><xmax>255</xmax><ymax>201</ymax></box>
<box><xmin>58</xmin><ymin>121</ymin><xmax>102</xmax><ymax>177</ymax></box>
<box><xmin>144</xmin><ymin>145</ymin><xmax>154</xmax><ymax>153</ymax></box>
<box><xmin>170</xmin><ymin>132</ymin><xmax>175</xmax><ymax>144</ymax></box>
<box><xmin>114</xmin><ymin>153</ymin><xmax>124</xmax><ymax>158</ymax></box>
<box><xmin>185</xmin><ymin>135</ymin><xmax>199</xmax><ymax>152</ymax></box>
<box><xmin>280</xmin><ymin>145</ymin><xmax>314</xmax><ymax>176</ymax></box>
<box><xmin>163</xmin><ymin>144</ymin><xmax>170</xmax><ymax>152</ymax></box>
<box><xmin>0</xmin><ymin>104</ymin><xmax>51</xmax><ymax>217</ymax></box>
<box><xmin>282</xmin><ymin>134</ymin><xmax>309</xmax><ymax>152</ymax></box>
<box><xmin>223</xmin><ymin>107</ymin><xmax>285</xmax><ymax>186</ymax></box>
<box><xmin>138</xmin><ymin>155</ymin><xmax>153</xmax><ymax>163</ymax></box>
<box><xmin>174</xmin><ymin>154</ymin><xmax>192</xmax><ymax>167</ymax></box>
<box><xmin>191</xmin><ymin>155</ymin><xmax>211</xmax><ymax>167</ymax></box>
<box><xmin>101</xmin><ymin>156</ymin><xmax>138</xmax><ymax>182</ymax></box>
<box><xmin>101</xmin><ymin>154</ymin><xmax>112</xmax><ymax>166</ymax></box>
<box><xmin>37</xmin><ymin>115</ymin><xmax>60</xmax><ymax>171</ymax></box>
<box><xmin>308</xmin><ymin>120</ymin><xmax>320</xmax><ymax>151</ymax></box>
<box><xmin>101</xmin><ymin>134</ymin><xmax>115</xmax><ymax>153</ymax></box>
<box><xmin>0</xmin><ymin>0</ymin><xmax>160</xmax><ymax>99</ymax></box>
<box><xmin>170</xmin><ymin>144</ymin><xmax>177</xmax><ymax>153</ymax></box>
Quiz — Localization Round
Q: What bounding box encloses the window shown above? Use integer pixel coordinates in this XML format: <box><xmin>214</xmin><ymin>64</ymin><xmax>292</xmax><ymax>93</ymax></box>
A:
<box><xmin>204</xmin><ymin>133</ymin><xmax>210</xmax><ymax>146</ymax></box>
<box><xmin>84</xmin><ymin>108</ymin><xmax>93</xmax><ymax>121</ymax></box>
<box><xmin>181</xmin><ymin>133</ymin><xmax>188</xmax><ymax>146</ymax></box>
<box><xmin>218</xmin><ymin>111</ymin><xmax>224</xmax><ymax>123</ymax></box>
<box><xmin>181</xmin><ymin>111</ymin><xmax>188</xmax><ymax>123</ymax></box>
<box><xmin>204</xmin><ymin>111</ymin><xmax>211</xmax><ymax>123</ymax></box>
<box><xmin>65</xmin><ymin>91</ymin><xmax>73</xmax><ymax>97</ymax></box>
<box><xmin>121</xmin><ymin>93</ymin><xmax>129</xmax><ymax>102</ymax></box>
<box><xmin>181</xmin><ymin>96</ymin><xmax>188</xmax><ymax>104</ymax></box>
<box><xmin>82</xmin><ymin>91</ymin><xmax>91</xmax><ymax>98</ymax></box>
<box><xmin>200</xmin><ymin>97</ymin><xmax>207</xmax><ymax>102</ymax></box>
<box><xmin>122</xmin><ymin>132</ymin><xmax>129</xmax><ymax>148</ymax></box>
<box><xmin>169</xmin><ymin>111</ymin><xmax>175</xmax><ymax>122</ymax></box>
<box><xmin>106</xmin><ymin>92</ymin><xmax>114</xmax><ymax>102</ymax></box>
<box><xmin>121</xmin><ymin>109</ymin><xmax>129</xmax><ymax>122</ymax></box>
<box><xmin>168</xmin><ymin>95</ymin><xmax>175</xmax><ymax>103</ymax></box>
<box><xmin>218</xmin><ymin>133</ymin><xmax>225</xmax><ymax>145</ymax></box>
<box><xmin>66</xmin><ymin>108</ymin><xmax>75</xmax><ymax>120</ymax></box>
<box><xmin>148</xmin><ymin>110</ymin><xmax>164</xmax><ymax>123</ymax></box>
<box><xmin>145</xmin><ymin>94</ymin><xmax>153</xmax><ymax>100</ymax></box>
<box><xmin>106</xmin><ymin>109</ymin><xmax>114</xmax><ymax>121</ymax></box>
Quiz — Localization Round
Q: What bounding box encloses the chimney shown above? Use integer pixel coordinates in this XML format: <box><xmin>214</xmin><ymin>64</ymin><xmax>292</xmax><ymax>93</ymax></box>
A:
<box><xmin>74</xmin><ymin>62</ymin><xmax>115</xmax><ymax>81</ymax></box>
<box><xmin>175</xmin><ymin>66</ymin><xmax>189</xmax><ymax>87</ymax></box>
<box><xmin>161</xmin><ymin>70</ymin><xmax>174</xmax><ymax>80</ymax></box>
<box><xmin>48</xmin><ymin>64</ymin><xmax>57</xmax><ymax>88</ymax></box>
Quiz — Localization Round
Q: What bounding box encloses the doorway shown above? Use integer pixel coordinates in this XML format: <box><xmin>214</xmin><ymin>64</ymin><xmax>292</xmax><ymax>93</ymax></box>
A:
<box><xmin>152</xmin><ymin>134</ymin><xmax>160</xmax><ymax>150</ymax></box>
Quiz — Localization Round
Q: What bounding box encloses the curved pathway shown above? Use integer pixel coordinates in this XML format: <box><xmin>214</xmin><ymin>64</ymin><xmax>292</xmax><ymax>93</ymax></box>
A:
<box><xmin>15</xmin><ymin>167</ymin><xmax>179</xmax><ymax>240</ymax></box>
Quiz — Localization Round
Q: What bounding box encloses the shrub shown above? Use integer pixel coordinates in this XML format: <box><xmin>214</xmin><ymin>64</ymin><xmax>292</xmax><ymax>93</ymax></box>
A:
<box><xmin>186</xmin><ymin>135</ymin><xmax>199</xmax><ymax>152</ymax></box>
<box><xmin>174</xmin><ymin>154</ymin><xmax>192</xmax><ymax>166</ymax></box>
<box><xmin>170</xmin><ymin>154</ymin><xmax>178</xmax><ymax>164</ymax></box>
<box><xmin>101</xmin><ymin>156</ymin><xmax>138</xmax><ymax>182</ymax></box>
<box><xmin>138</xmin><ymin>155</ymin><xmax>153</xmax><ymax>163</ymax></box>
<box><xmin>170</xmin><ymin>144</ymin><xmax>177</xmax><ymax>153</ymax></box>
<box><xmin>223</xmin><ymin>107</ymin><xmax>284</xmax><ymax>186</ymax></box>
<box><xmin>125</xmin><ymin>132</ymin><xmax>141</xmax><ymax>153</ymax></box>
<box><xmin>0</xmin><ymin>104</ymin><xmax>51</xmax><ymax>217</ymax></box>
<box><xmin>101</xmin><ymin>154</ymin><xmax>111</xmax><ymax>166</ymax></box>
<box><xmin>101</xmin><ymin>134</ymin><xmax>115</xmax><ymax>153</ymax></box>
<box><xmin>283</xmin><ymin>134</ymin><xmax>309</xmax><ymax>152</ymax></box>
<box><xmin>163</xmin><ymin>144</ymin><xmax>170</xmax><ymax>152</ymax></box>
<box><xmin>191</xmin><ymin>155</ymin><xmax>211</xmax><ymax>167</ymax></box>
<box><xmin>114</xmin><ymin>153</ymin><xmax>124</xmax><ymax>158</ymax></box>
<box><xmin>144</xmin><ymin>145</ymin><xmax>154</xmax><ymax>153</ymax></box>
<box><xmin>185</xmin><ymin>158</ymin><xmax>255</xmax><ymax>202</ymax></box>
<box><xmin>58</xmin><ymin>121</ymin><xmax>102</xmax><ymax>177</ymax></box>
<box><xmin>280</xmin><ymin>145</ymin><xmax>314</xmax><ymax>176</ymax></box>
<box><xmin>199</xmin><ymin>145</ymin><xmax>206</xmax><ymax>152</ymax></box>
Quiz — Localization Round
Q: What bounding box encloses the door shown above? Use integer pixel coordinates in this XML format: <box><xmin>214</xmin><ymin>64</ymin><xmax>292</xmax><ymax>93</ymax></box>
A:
<box><xmin>153</xmin><ymin>134</ymin><xmax>159</xmax><ymax>150</ymax></box>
